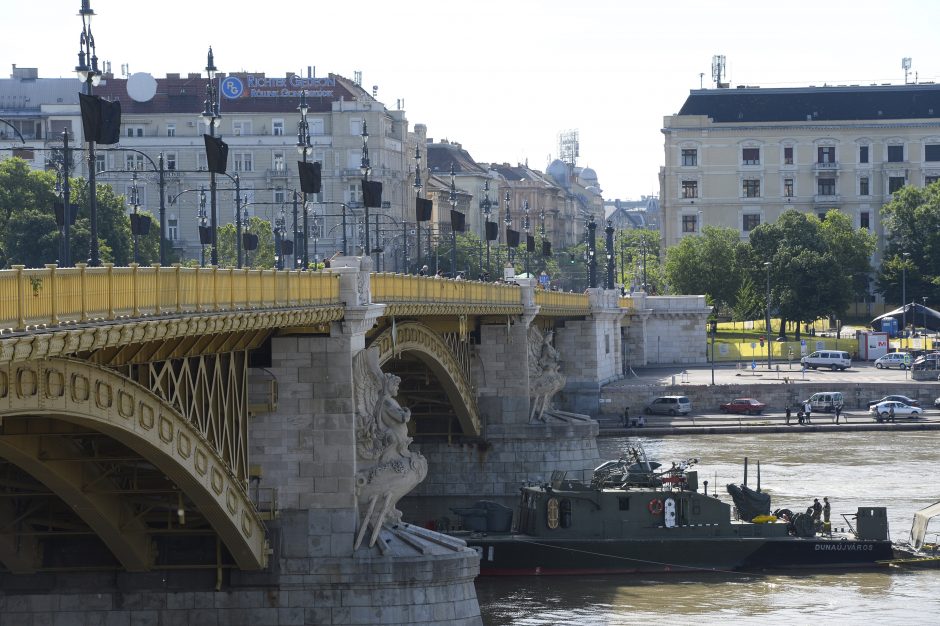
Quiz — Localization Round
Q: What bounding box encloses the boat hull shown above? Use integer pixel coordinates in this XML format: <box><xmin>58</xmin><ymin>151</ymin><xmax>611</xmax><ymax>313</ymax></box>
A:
<box><xmin>467</xmin><ymin>536</ymin><xmax>894</xmax><ymax>575</ymax></box>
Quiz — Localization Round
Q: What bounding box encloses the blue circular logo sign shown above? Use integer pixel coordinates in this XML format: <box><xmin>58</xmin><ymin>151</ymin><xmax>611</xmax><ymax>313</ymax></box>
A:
<box><xmin>220</xmin><ymin>76</ymin><xmax>244</xmax><ymax>99</ymax></box>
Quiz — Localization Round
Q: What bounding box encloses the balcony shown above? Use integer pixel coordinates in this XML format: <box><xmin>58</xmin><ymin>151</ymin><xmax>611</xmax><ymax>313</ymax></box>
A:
<box><xmin>813</xmin><ymin>194</ymin><xmax>841</xmax><ymax>204</ymax></box>
<box><xmin>266</xmin><ymin>168</ymin><xmax>289</xmax><ymax>180</ymax></box>
<box><xmin>813</xmin><ymin>161</ymin><xmax>839</xmax><ymax>171</ymax></box>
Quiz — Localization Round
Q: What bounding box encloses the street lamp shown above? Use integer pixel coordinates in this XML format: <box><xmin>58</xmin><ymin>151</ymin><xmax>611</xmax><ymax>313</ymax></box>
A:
<box><xmin>923</xmin><ymin>296</ymin><xmax>928</xmax><ymax>336</ymax></box>
<box><xmin>360</xmin><ymin>120</ymin><xmax>372</xmax><ymax>262</ymax></box>
<box><xmin>523</xmin><ymin>199</ymin><xmax>531</xmax><ymax>277</ymax></box>
<box><xmin>902</xmin><ymin>251</ymin><xmax>911</xmax><ymax>340</ymax></box>
<box><xmin>764</xmin><ymin>261</ymin><xmax>772</xmax><ymax>370</ymax></box>
<box><xmin>587</xmin><ymin>216</ymin><xmax>597</xmax><ymax>288</ymax></box>
<box><xmin>197</xmin><ymin>187</ymin><xmax>208</xmax><ymax>267</ymax></box>
<box><xmin>201</xmin><ymin>47</ymin><xmax>222</xmax><ymax>266</ymax></box>
<box><xmin>128</xmin><ymin>170</ymin><xmax>141</xmax><ymax>264</ymax></box>
<box><xmin>297</xmin><ymin>90</ymin><xmax>312</xmax><ymax>270</ymax></box>
<box><xmin>605</xmin><ymin>219</ymin><xmax>615</xmax><ymax>290</ymax></box>
<box><xmin>449</xmin><ymin>163</ymin><xmax>458</xmax><ymax>277</ymax></box>
<box><xmin>480</xmin><ymin>178</ymin><xmax>493</xmax><ymax>279</ymax></box>
<box><xmin>76</xmin><ymin>0</ymin><xmax>103</xmax><ymax>266</ymax></box>
<box><xmin>413</xmin><ymin>146</ymin><xmax>423</xmax><ymax>272</ymax></box>
<box><xmin>274</xmin><ymin>208</ymin><xmax>286</xmax><ymax>270</ymax></box>
<box><xmin>503</xmin><ymin>191</ymin><xmax>512</xmax><ymax>264</ymax></box>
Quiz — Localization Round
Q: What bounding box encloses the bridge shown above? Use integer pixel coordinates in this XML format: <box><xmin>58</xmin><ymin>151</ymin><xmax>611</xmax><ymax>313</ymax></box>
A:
<box><xmin>0</xmin><ymin>258</ymin><xmax>709</xmax><ymax>625</ymax></box>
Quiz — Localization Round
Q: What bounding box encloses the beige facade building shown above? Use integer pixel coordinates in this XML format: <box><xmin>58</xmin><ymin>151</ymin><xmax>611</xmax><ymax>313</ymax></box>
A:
<box><xmin>660</xmin><ymin>84</ymin><xmax>940</xmax><ymax>252</ymax></box>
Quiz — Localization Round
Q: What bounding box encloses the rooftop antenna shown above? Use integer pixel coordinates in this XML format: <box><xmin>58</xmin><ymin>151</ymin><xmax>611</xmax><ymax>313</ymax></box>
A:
<box><xmin>712</xmin><ymin>54</ymin><xmax>727</xmax><ymax>89</ymax></box>
<box><xmin>558</xmin><ymin>129</ymin><xmax>579</xmax><ymax>167</ymax></box>
<box><xmin>699</xmin><ymin>72</ymin><xmax>704</xmax><ymax>89</ymax></box>
<box><xmin>902</xmin><ymin>57</ymin><xmax>912</xmax><ymax>84</ymax></box>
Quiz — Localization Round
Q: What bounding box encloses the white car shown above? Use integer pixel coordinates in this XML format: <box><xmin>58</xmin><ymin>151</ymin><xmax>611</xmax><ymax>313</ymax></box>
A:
<box><xmin>869</xmin><ymin>401</ymin><xmax>922</xmax><ymax>422</ymax></box>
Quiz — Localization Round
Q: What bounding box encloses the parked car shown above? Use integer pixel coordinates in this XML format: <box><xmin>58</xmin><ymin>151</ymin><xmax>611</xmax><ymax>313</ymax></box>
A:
<box><xmin>644</xmin><ymin>396</ymin><xmax>691</xmax><ymax>416</ymax></box>
<box><xmin>874</xmin><ymin>352</ymin><xmax>911</xmax><ymax>369</ymax></box>
<box><xmin>806</xmin><ymin>392</ymin><xmax>845</xmax><ymax>413</ymax></box>
<box><xmin>869</xmin><ymin>401</ymin><xmax>922</xmax><ymax>421</ymax></box>
<box><xmin>912</xmin><ymin>353</ymin><xmax>940</xmax><ymax>371</ymax></box>
<box><xmin>867</xmin><ymin>395</ymin><xmax>920</xmax><ymax>408</ymax></box>
<box><xmin>935</xmin><ymin>396</ymin><xmax>940</xmax><ymax>409</ymax></box>
<box><xmin>801</xmin><ymin>350</ymin><xmax>852</xmax><ymax>370</ymax></box>
<box><xmin>719</xmin><ymin>398</ymin><xmax>767</xmax><ymax>415</ymax></box>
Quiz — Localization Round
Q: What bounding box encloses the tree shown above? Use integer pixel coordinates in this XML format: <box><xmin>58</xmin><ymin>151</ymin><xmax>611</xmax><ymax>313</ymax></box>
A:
<box><xmin>614</xmin><ymin>229</ymin><xmax>662</xmax><ymax>294</ymax></box>
<box><xmin>877</xmin><ymin>182</ymin><xmax>940</xmax><ymax>306</ymax></box>
<box><xmin>732</xmin><ymin>273</ymin><xmax>764</xmax><ymax>322</ymax></box>
<box><xmin>664</xmin><ymin>225</ymin><xmax>745</xmax><ymax>315</ymax></box>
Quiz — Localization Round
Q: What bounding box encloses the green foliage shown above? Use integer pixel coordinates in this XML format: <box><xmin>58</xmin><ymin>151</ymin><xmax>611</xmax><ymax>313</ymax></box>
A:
<box><xmin>877</xmin><ymin>182</ymin><xmax>940</xmax><ymax>305</ymax></box>
<box><xmin>613</xmin><ymin>229</ymin><xmax>662</xmax><ymax>293</ymax></box>
<box><xmin>731</xmin><ymin>273</ymin><xmax>764</xmax><ymax>322</ymax></box>
<box><xmin>665</xmin><ymin>225</ymin><xmax>745</xmax><ymax>315</ymax></box>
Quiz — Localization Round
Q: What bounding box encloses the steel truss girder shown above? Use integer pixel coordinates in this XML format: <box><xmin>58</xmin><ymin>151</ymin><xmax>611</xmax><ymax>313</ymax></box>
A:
<box><xmin>0</xmin><ymin>358</ymin><xmax>267</xmax><ymax>570</ymax></box>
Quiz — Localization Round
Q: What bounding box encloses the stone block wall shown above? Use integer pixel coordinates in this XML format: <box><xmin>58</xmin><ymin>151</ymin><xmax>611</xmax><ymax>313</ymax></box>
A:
<box><xmin>473</xmin><ymin>322</ymin><xmax>531</xmax><ymax>426</ymax></box>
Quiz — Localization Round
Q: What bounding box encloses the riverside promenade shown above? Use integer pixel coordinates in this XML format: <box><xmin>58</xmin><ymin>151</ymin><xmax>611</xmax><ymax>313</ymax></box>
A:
<box><xmin>598</xmin><ymin>361</ymin><xmax>940</xmax><ymax>436</ymax></box>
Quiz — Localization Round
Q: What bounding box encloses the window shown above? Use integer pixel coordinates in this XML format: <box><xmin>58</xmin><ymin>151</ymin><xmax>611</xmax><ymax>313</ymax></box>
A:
<box><xmin>166</xmin><ymin>123</ymin><xmax>176</xmax><ymax>137</ymax></box>
<box><xmin>742</xmin><ymin>179</ymin><xmax>761</xmax><ymax>198</ymax></box>
<box><xmin>888</xmin><ymin>145</ymin><xmax>904</xmax><ymax>162</ymax></box>
<box><xmin>347</xmin><ymin>183</ymin><xmax>363</xmax><ymax>204</ymax></box>
<box><xmin>742</xmin><ymin>147</ymin><xmax>760</xmax><ymax>165</ymax></box>
<box><xmin>784</xmin><ymin>178</ymin><xmax>794</xmax><ymax>197</ymax></box>
<box><xmin>859</xmin><ymin>145</ymin><xmax>869</xmax><ymax>163</ymax></box>
<box><xmin>889</xmin><ymin>176</ymin><xmax>905</xmax><ymax>193</ymax></box>
<box><xmin>859</xmin><ymin>177</ymin><xmax>869</xmax><ymax>196</ymax></box>
<box><xmin>743</xmin><ymin>214</ymin><xmax>761</xmax><ymax>232</ymax></box>
<box><xmin>682</xmin><ymin>214</ymin><xmax>698</xmax><ymax>233</ymax></box>
<box><xmin>95</xmin><ymin>153</ymin><xmax>106</xmax><ymax>173</ymax></box>
<box><xmin>166</xmin><ymin>152</ymin><xmax>177</xmax><ymax>171</ymax></box>
<box><xmin>234</xmin><ymin>152</ymin><xmax>253</xmax><ymax>172</ymax></box>
<box><xmin>350</xmin><ymin>118</ymin><xmax>364</xmax><ymax>136</ymax></box>
<box><xmin>927</xmin><ymin>175</ymin><xmax>940</xmax><ymax>186</ymax></box>
<box><xmin>272</xmin><ymin>151</ymin><xmax>285</xmax><ymax>171</ymax></box>
<box><xmin>197</xmin><ymin>153</ymin><xmax>207</xmax><ymax>171</ymax></box>
<box><xmin>860</xmin><ymin>212</ymin><xmax>870</xmax><ymax>230</ymax></box>
<box><xmin>233</xmin><ymin>120</ymin><xmax>252</xmax><ymax>136</ymax></box>
<box><xmin>125</xmin><ymin>154</ymin><xmax>144</xmax><ymax>170</ymax></box>
<box><xmin>818</xmin><ymin>146</ymin><xmax>836</xmax><ymax>163</ymax></box>
<box><xmin>274</xmin><ymin>188</ymin><xmax>286</xmax><ymax>204</ymax></box>
<box><xmin>167</xmin><ymin>217</ymin><xmax>178</xmax><ymax>241</ymax></box>
<box><xmin>926</xmin><ymin>145</ymin><xmax>940</xmax><ymax>161</ymax></box>
<box><xmin>681</xmin><ymin>180</ymin><xmax>698</xmax><ymax>199</ymax></box>
<box><xmin>309</xmin><ymin>118</ymin><xmax>325</xmax><ymax>135</ymax></box>
<box><xmin>272</xmin><ymin>119</ymin><xmax>284</xmax><ymax>136</ymax></box>
<box><xmin>817</xmin><ymin>178</ymin><xmax>836</xmax><ymax>196</ymax></box>
<box><xmin>125</xmin><ymin>126</ymin><xmax>144</xmax><ymax>137</ymax></box>
<box><xmin>784</xmin><ymin>146</ymin><xmax>794</xmax><ymax>165</ymax></box>
<box><xmin>681</xmin><ymin>148</ymin><xmax>697</xmax><ymax>166</ymax></box>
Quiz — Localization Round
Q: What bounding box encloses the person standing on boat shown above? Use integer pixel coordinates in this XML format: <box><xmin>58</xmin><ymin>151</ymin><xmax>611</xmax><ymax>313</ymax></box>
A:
<box><xmin>823</xmin><ymin>497</ymin><xmax>831</xmax><ymax>523</ymax></box>
<box><xmin>812</xmin><ymin>498</ymin><xmax>822</xmax><ymax>522</ymax></box>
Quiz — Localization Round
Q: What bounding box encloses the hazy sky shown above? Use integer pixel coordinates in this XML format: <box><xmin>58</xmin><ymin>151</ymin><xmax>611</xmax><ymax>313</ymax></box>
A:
<box><xmin>6</xmin><ymin>1</ymin><xmax>940</xmax><ymax>200</ymax></box>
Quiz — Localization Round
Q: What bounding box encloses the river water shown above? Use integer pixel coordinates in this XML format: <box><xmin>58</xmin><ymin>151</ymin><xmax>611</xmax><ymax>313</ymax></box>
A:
<box><xmin>476</xmin><ymin>431</ymin><xmax>940</xmax><ymax>625</ymax></box>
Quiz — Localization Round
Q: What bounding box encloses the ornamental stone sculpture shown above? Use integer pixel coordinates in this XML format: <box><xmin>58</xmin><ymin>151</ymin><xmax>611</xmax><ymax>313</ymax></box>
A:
<box><xmin>527</xmin><ymin>326</ymin><xmax>566</xmax><ymax>422</ymax></box>
<box><xmin>353</xmin><ymin>347</ymin><xmax>427</xmax><ymax>549</ymax></box>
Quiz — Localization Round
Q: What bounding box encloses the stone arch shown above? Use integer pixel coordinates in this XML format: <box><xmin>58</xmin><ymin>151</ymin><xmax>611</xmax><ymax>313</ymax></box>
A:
<box><xmin>370</xmin><ymin>322</ymin><xmax>481</xmax><ymax>436</ymax></box>
<box><xmin>0</xmin><ymin>358</ymin><xmax>267</xmax><ymax>571</ymax></box>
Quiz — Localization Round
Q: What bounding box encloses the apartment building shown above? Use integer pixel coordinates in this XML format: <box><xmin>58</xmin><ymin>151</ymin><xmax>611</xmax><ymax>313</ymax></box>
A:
<box><xmin>0</xmin><ymin>65</ymin><xmax>424</xmax><ymax>267</ymax></box>
<box><xmin>660</xmin><ymin>83</ymin><xmax>940</xmax><ymax>250</ymax></box>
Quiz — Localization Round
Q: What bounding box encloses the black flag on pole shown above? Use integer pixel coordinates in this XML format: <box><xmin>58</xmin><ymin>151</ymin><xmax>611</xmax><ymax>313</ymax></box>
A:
<box><xmin>450</xmin><ymin>210</ymin><xmax>466</xmax><ymax>232</ymax></box>
<box><xmin>362</xmin><ymin>179</ymin><xmax>383</xmax><ymax>208</ymax></box>
<box><xmin>416</xmin><ymin>197</ymin><xmax>433</xmax><ymax>222</ymax></box>
<box><xmin>485</xmin><ymin>221</ymin><xmax>499</xmax><ymax>241</ymax></box>
<box><xmin>243</xmin><ymin>233</ymin><xmax>259</xmax><ymax>251</ymax></box>
<box><xmin>506</xmin><ymin>229</ymin><xmax>520</xmax><ymax>247</ymax></box>
<box><xmin>204</xmin><ymin>135</ymin><xmax>229</xmax><ymax>174</ymax></box>
<box><xmin>526</xmin><ymin>235</ymin><xmax>535</xmax><ymax>252</ymax></box>
<box><xmin>79</xmin><ymin>93</ymin><xmax>122</xmax><ymax>144</ymax></box>
<box><xmin>298</xmin><ymin>161</ymin><xmax>322</xmax><ymax>193</ymax></box>
<box><xmin>542</xmin><ymin>240</ymin><xmax>552</xmax><ymax>257</ymax></box>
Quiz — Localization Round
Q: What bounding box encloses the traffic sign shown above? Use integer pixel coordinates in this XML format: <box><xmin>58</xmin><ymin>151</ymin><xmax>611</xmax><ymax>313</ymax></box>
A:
<box><xmin>751</xmin><ymin>359</ymin><xmax>756</xmax><ymax>370</ymax></box>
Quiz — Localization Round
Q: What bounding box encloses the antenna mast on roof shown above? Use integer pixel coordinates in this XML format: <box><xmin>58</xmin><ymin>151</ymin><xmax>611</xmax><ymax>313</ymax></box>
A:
<box><xmin>712</xmin><ymin>55</ymin><xmax>728</xmax><ymax>89</ymax></box>
<box><xmin>902</xmin><ymin>57</ymin><xmax>912</xmax><ymax>84</ymax></box>
<box><xmin>558</xmin><ymin>129</ymin><xmax>579</xmax><ymax>167</ymax></box>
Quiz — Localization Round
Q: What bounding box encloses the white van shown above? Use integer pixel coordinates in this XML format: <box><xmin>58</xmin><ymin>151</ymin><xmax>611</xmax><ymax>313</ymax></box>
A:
<box><xmin>806</xmin><ymin>392</ymin><xmax>844</xmax><ymax>413</ymax></box>
<box><xmin>874</xmin><ymin>352</ymin><xmax>910</xmax><ymax>369</ymax></box>
<box><xmin>801</xmin><ymin>350</ymin><xmax>852</xmax><ymax>370</ymax></box>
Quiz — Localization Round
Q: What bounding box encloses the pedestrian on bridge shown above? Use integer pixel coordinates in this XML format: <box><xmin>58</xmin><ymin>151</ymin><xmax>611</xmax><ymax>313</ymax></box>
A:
<box><xmin>785</xmin><ymin>405</ymin><xmax>791</xmax><ymax>425</ymax></box>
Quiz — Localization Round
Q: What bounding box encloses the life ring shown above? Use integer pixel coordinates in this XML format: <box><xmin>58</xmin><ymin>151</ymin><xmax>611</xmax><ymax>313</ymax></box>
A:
<box><xmin>648</xmin><ymin>498</ymin><xmax>664</xmax><ymax>515</ymax></box>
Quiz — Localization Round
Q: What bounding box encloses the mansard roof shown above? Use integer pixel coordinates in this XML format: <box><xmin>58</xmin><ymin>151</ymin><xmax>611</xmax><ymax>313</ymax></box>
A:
<box><xmin>426</xmin><ymin>141</ymin><xmax>488</xmax><ymax>175</ymax></box>
<box><xmin>677</xmin><ymin>83</ymin><xmax>940</xmax><ymax>123</ymax></box>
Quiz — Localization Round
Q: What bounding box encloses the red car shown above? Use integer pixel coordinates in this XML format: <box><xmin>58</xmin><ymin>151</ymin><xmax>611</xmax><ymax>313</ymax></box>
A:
<box><xmin>719</xmin><ymin>398</ymin><xmax>767</xmax><ymax>415</ymax></box>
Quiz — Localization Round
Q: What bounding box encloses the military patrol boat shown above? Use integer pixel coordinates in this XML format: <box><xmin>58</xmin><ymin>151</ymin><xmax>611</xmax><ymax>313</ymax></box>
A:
<box><xmin>452</xmin><ymin>445</ymin><xmax>893</xmax><ymax>575</ymax></box>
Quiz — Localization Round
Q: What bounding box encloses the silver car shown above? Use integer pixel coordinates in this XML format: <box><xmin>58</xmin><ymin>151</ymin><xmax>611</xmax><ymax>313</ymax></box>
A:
<box><xmin>869</xmin><ymin>401</ymin><xmax>922</xmax><ymax>422</ymax></box>
<box><xmin>645</xmin><ymin>396</ymin><xmax>691</xmax><ymax>416</ymax></box>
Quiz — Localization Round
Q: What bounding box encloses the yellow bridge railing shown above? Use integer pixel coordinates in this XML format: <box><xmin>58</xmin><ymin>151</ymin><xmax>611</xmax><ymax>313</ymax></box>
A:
<box><xmin>535</xmin><ymin>290</ymin><xmax>591</xmax><ymax>315</ymax></box>
<box><xmin>0</xmin><ymin>264</ymin><xmax>341</xmax><ymax>332</ymax></box>
<box><xmin>371</xmin><ymin>273</ymin><xmax>522</xmax><ymax>306</ymax></box>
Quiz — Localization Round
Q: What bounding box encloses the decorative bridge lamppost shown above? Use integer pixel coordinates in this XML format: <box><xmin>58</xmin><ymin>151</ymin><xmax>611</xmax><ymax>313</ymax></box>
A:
<box><xmin>522</xmin><ymin>199</ymin><xmax>531</xmax><ymax>278</ymax></box>
<box><xmin>413</xmin><ymin>145</ymin><xmax>423</xmax><ymax>272</ymax></box>
<box><xmin>360</xmin><ymin>121</ymin><xmax>372</xmax><ymax>263</ymax></box>
<box><xmin>201</xmin><ymin>47</ymin><xmax>222</xmax><ymax>266</ymax></box>
<box><xmin>449</xmin><ymin>163</ymin><xmax>459</xmax><ymax>277</ymax></box>
<box><xmin>605</xmin><ymin>219</ymin><xmax>615</xmax><ymax>290</ymax></box>
<box><xmin>75</xmin><ymin>0</ymin><xmax>103</xmax><ymax>266</ymax></box>
<box><xmin>197</xmin><ymin>187</ymin><xmax>209</xmax><ymax>267</ymax></box>
<box><xmin>296</xmin><ymin>90</ymin><xmax>312</xmax><ymax>270</ymax></box>
<box><xmin>480</xmin><ymin>178</ymin><xmax>493</xmax><ymax>279</ymax></box>
<box><xmin>587</xmin><ymin>215</ymin><xmax>597</xmax><ymax>288</ymax></box>
<box><xmin>503</xmin><ymin>191</ymin><xmax>513</xmax><ymax>265</ymax></box>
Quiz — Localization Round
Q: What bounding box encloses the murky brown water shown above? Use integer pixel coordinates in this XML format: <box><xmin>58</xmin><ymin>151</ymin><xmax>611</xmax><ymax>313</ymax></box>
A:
<box><xmin>476</xmin><ymin>432</ymin><xmax>940</xmax><ymax>625</ymax></box>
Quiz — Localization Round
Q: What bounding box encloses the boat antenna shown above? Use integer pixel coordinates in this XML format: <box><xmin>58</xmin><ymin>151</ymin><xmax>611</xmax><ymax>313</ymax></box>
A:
<box><xmin>743</xmin><ymin>457</ymin><xmax>748</xmax><ymax>488</ymax></box>
<box><xmin>757</xmin><ymin>460</ymin><xmax>761</xmax><ymax>493</ymax></box>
